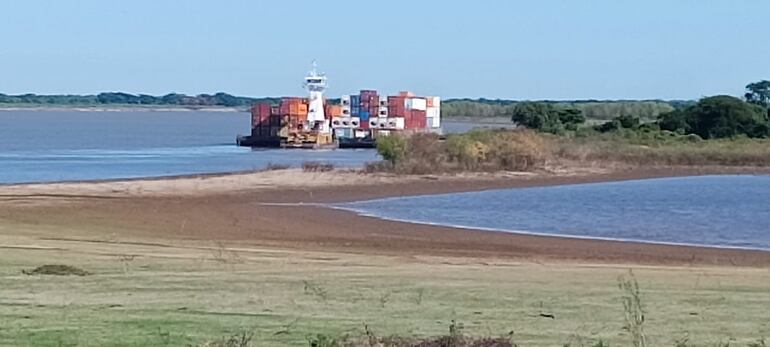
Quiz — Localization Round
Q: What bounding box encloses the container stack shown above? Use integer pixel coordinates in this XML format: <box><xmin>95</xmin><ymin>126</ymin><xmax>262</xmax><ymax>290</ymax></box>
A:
<box><xmin>250</xmin><ymin>103</ymin><xmax>272</xmax><ymax>137</ymax></box>
<box><xmin>279</xmin><ymin>97</ymin><xmax>309</xmax><ymax>131</ymax></box>
<box><xmin>359</xmin><ymin>90</ymin><xmax>379</xmax><ymax>129</ymax></box>
<box><xmin>426</xmin><ymin>96</ymin><xmax>441</xmax><ymax>129</ymax></box>
<box><xmin>248</xmin><ymin>89</ymin><xmax>440</xmax><ymax>146</ymax></box>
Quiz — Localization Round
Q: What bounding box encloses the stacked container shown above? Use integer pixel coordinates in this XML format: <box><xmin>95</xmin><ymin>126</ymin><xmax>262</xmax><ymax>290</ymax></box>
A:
<box><xmin>426</xmin><ymin>96</ymin><xmax>441</xmax><ymax>129</ymax></box>
<box><xmin>359</xmin><ymin>90</ymin><xmax>379</xmax><ymax>129</ymax></box>
<box><xmin>281</xmin><ymin>97</ymin><xmax>308</xmax><ymax>123</ymax></box>
<box><xmin>250</xmin><ymin>103</ymin><xmax>272</xmax><ymax>137</ymax></box>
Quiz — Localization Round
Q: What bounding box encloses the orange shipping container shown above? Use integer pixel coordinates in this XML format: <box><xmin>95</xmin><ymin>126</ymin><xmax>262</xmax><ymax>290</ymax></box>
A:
<box><xmin>327</xmin><ymin>105</ymin><xmax>343</xmax><ymax>118</ymax></box>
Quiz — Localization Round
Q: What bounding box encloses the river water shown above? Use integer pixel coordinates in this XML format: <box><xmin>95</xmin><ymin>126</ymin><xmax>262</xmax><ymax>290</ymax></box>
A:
<box><xmin>0</xmin><ymin>111</ymin><xmax>378</xmax><ymax>184</ymax></box>
<box><xmin>335</xmin><ymin>175</ymin><xmax>770</xmax><ymax>251</ymax></box>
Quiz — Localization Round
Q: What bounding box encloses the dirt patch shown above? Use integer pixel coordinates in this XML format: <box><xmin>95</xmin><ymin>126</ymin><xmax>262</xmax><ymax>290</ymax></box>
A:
<box><xmin>22</xmin><ymin>264</ymin><xmax>91</xmax><ymax>276</ymax></box>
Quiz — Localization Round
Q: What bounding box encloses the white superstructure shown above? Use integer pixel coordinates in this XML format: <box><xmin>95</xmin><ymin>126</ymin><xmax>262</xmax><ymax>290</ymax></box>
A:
<box><xmin>304</xmin><ymin>61</ymin><xmax>330</xmax><ymax>133</ymax></box>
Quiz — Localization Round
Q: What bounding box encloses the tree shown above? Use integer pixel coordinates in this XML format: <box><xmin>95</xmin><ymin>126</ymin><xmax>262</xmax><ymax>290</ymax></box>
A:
<box><xmin>510</xmin><ymin>102</ymin><xmax>584</xmax><ymax>134</ymax></box>
<box><xmin>376</xmin><ymin>135</ymin><xmax>407</xmax><ymax>166</ymax></box>
<box><xmin>745</xmin><ymin>80</ymin><xmax>770</xmax><ymax>107</ymax></box>
<box><xmin>659</xmin><ymin>95</ymin><xmax>769</xmax><ymax>139</ymax></box>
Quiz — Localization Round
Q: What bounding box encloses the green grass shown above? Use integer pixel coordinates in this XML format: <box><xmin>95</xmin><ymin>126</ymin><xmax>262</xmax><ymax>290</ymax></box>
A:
<box><xmin>1</xmin><ymin>228</ymin><xmax>769</xmax><ymax>347</ymax></box>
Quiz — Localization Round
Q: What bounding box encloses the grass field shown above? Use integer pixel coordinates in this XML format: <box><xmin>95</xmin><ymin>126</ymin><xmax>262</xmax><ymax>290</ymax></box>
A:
<box><xmin>1</xmin><ymin>222</ymin><xmax>769</xmax><ymax>347</ymax></box>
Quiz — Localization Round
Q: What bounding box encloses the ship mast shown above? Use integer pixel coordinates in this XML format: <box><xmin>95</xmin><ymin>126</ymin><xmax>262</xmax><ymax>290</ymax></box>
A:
<box><xmin>304</xmin><ymin>61</ymin><xmax>328</xmax><ymax>133</ymax></box>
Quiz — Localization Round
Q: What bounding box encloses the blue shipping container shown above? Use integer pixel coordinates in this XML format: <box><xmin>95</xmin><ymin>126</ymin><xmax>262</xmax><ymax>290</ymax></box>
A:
<box><xmin>351</xmin><ymin>106</ymin><xmax>360</xmax><ymax>116</ymax></box>
<box><xmin>359</xmin><ymin>111</ymin><xmax>370</xmax><ymax>120</ymax></box>
<box><xmin>350</xmin><ymin>95</ymin><xmax>361</xmax><ymax>106</ymax></box>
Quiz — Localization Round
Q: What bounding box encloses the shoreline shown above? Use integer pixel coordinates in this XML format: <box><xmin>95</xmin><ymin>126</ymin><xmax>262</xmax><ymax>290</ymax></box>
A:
<box><xmin>0</xmin><ymin>105</ymin><xmax>246</xmax><ymax>112</ymax></box>
<box><xmin>2</xmin><ymin>166</ymin><xmax>770</xmax><ymax>267</ymax></box>
<box><xmin>328</xmin><ymin>204</ymin><xmax>770</xmax><ymax>254</ymax></box>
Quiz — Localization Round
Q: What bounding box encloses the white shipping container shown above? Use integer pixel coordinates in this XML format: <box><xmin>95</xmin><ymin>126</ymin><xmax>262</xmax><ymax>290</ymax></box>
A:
<box><xmin>427</xmin><ymin>117</ymin><xmax>441</xmax><ymax>128</ymax></box>
<box><xmin>350</xmin><ymin>117</ymin><xmax>361</xmax><ymax>128</ymax></box>
<box><xmin>331</xmin><ymin>117</ymin><xmax>343</xmax><ymax>128</ymax></box>
<box><xmin>342</xmin><ymin>105</ymin><xmax>351</xmax><ymax>115</ymax></box>
<box><xmin>427</xmin><ymin>96</ymin><xmax>441</xmax><ymax>107</ymax></box>
<box><xmin>340</xmin><ymin>117</ymin><xmax>352</xmax><ymax>128</ymax></box>
<box><xmin>341</xmin><ymin>95</ymin><xmax>351</xmax><ymax>106</ymax></box>
<box><xmin>405</xmin><ymin>98</ymin><xmax>427</xmax><ymax>111</ymax></box>
<box><xmin>368</xmin><ymin>117</ymin><xmax>379</xmax><ymax>128</ymax></box>
<box><xmin>427</xmin><ymin>107</ymin><xmax>440</xmax><ymax>119</ymax></box>
<box><xmin>378</xmin><ymin>106</ymin><xmax>388</xmax><ymax>116</ymax></box>
<box><xmin>379</xmin><ymin>95</ymin><xmax>388</xmax><ymax>106</ymax></box>
<box><xmin>354</xmin><ymin>129</ymin><xmax>369</xmax><ymax>138</ymax></box>
<box><xmin>388</xmin><ymin>117</ymin><xmax>405</xmax><ymax>130</ymax></box>
<box><xmin>377</xmin><ymin>118</ymin><xmax>389</xmax><ymax>128</ymax></box>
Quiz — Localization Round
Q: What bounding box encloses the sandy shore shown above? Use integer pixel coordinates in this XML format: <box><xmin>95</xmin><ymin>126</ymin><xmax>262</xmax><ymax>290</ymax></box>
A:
<box><xmin>2</xmin><ymin>166</ymin><xmax>769</xmax><ymax>267</ymax></box>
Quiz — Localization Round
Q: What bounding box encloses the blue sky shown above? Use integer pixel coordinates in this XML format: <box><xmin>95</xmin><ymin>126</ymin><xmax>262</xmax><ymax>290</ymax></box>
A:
<box><xmin>0</xmin><ymin>0</ymin><xmax>767</xmax><ymax>100</ymax></box>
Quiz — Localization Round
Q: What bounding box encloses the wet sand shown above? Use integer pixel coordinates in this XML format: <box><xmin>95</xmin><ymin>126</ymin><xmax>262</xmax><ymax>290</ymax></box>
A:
<box><xmin>2</xmin><ymin>166</ymin><xmax>769</xmax><ymax>267</ymax></box>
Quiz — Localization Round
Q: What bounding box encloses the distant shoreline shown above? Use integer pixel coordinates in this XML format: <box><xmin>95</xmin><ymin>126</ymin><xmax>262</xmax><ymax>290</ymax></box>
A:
<box><xmin>0</xmin><ymin>105</ymin><xmax>246</xmax><ymax>112</ymax></box>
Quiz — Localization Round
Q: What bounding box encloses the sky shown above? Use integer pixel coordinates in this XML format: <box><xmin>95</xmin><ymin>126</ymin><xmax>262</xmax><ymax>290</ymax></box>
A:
<box><xmin>0</xmin><ymin>0</ymin><xmax>767</xmax><ymax>100</ymax></box>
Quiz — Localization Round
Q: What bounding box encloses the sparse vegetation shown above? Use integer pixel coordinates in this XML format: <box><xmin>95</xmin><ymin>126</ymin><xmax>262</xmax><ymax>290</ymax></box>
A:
<box><xmin>371</xmin><ymin>127</ymin><xmax>770</xmax><ymax>175</ymax></box>
<box><xmin>374</xmin><ymin>130</ymin><xmax>550</xmax><ymax>174</ymax></box>
<box><xmin>265</xmin><ymin>163</ymin><xmax>292</xmax><ymax>171</ymax></box>
<box><xmin>302</xmin><ymin>161</ymin><xmax>335</xmax><ymax>172</ymax></box>
<box><xmin>22</xmin><ymin>264</ymin><xmax>91</xmax><ymax>276</ymax></box>
<box><xmin>198</xmin><ymin>332</ymin><xmax>254</xmax><ymax>347</ymax></box>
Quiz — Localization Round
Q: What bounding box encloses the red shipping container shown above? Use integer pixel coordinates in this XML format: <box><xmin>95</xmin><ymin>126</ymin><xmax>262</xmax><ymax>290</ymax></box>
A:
<box><xmin>251</xmin><ymin>103</ymin><xmax>271</xmax><ymax>128</ymax></box>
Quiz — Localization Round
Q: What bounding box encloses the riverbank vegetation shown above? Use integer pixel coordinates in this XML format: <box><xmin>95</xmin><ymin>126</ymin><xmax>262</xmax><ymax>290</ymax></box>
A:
<box><xmin>376</xmin><ymin>81</ymin><xmax>770</xmax><ymax>173</ymax></box>
<box><xmin>0</xmin><ymin>92</ymin><xmax>276</xmax><ymax>108</ymax></box>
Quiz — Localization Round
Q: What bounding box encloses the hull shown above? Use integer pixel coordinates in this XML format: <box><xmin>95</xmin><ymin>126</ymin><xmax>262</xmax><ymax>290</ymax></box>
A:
<box><xmin>337</xmin><ymin>137</ymin><xmax>376</xmax><ymax>149</ymax></box>
<box><xmin>236</xmin><ymin>135</ymin><xmax>281</xmax><ymax>148</ymax></box>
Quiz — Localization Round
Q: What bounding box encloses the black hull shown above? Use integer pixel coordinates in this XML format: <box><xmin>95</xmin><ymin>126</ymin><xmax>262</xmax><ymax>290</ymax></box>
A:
<box><xmin>338</xmin><ymin>137</ymin><xmax>376</xmax><ymax>149</ymax></box>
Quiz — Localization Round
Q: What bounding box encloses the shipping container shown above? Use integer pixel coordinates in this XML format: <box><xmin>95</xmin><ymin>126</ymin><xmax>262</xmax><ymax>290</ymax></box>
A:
<box><xmin>359</xmin><ymin>111</ymin><xmax>370</xmax><ymax>121</ymax></box>
<box><xmin>331</xmin><ymin>117</ymin><xmax>343</xmax><ymax>128</ymax></box>
<box><xmin>406</xmin><ymin>98</ymin><xmax>427</xmax><ymax>111</ymax></box>
<box><xmin>251</xmin><ymin>103</ymin><xmax>272</xmax><ymax>128</ymax></box>
<box><xmin>426</xmin><ymin>107</ymin><xmax>440</xmax><ymax>119</ymax></box>
<box><xmin>387</xmin><ymin>117</ymin><xmax>405</xmax><ymax>130</ymax></box>
<box><xmin>379</xmin><ymin>95</ymin><xmax>388</xmax><ymax>107</ymax></box>
<box><xmin>426</xmin><ymin>96</ymin><xmax>441</xmax><ymax>108</ymax></box>
<box><xmin>399</xmin><ymin>91</ymin><xmax>415</xmax><ymax>97</ymax></box>
<box><xmin>427</xmin><ymin>117</ymin><xmax>441</xmax><ymax>128</ymax></box>
<box><xmin>341</xmin><ymin>95</ymin><xmax>351</xmax><ymax>106</ymax></box>
<box><xmin>334</xmin><ymin>128</ymin><xmax>353</xmax><ymax>138</ymax></box>
<box><xmin>328</xmin><ymin>105</ymin><xmax>343</xmax><ymax>118</ymax></box>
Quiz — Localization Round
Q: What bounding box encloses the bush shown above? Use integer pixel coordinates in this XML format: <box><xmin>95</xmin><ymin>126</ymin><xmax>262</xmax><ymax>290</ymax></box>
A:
<box><xmin>264</xmin><ymin>163</ymin><xmax>291</xmax><ymax>171</ymax></box>
<box><xmin>376</xmin><ymin>135</ymin><xmax>408</xmax><ymax>166</ymax></box>
<box><xmin>22</xmin><ymin>264</ymin><xmax>90</xmax><ymax>276</ymax></box>
<box><xmin>368</xmin><ymin>130</ymin><xmax>551</xmax><ymax>174</ymax></box>
<box><xmin>302</xmin><ymin>161</ymin><xmax>335</xmax><ymax>172</ymax></box>
<box><xmin>485</xmin><ymin>130</ymin><xmax>550</xmax><ymax>171</ymax></box>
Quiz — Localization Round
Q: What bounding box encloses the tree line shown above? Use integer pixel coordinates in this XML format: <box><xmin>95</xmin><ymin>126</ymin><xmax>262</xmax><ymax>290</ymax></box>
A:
<box><xmin>0</xmin><ymin>92</ymin><xmax>278</xmax><ymax>107</ymax></box>
<box><xmin>441</xmin><ymin>99</ymin><xmax>687</xmax><ymax>121</ymax></box>
<box><xmin>506</xmin><ymin>80</ymin><xmax>770</xmax><ymax>140</ymax></box>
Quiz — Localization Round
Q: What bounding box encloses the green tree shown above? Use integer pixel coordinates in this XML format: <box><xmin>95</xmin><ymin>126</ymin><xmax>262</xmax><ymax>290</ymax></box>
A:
<box><xmin>745</xmin><ymin>80</ymin><xmax>770</xmax><ymax>107</ymax></box>
<box><xmin>376</xmin><ymin>135</ymin><xmax>407</xmax><ymax>166</ymax></box>
<box><xmin>510</xmin><ymin>102</ymin><xmax>584</xmax><ymax>134</ymax></box>
<box><xmin>660</xmin><ymin>95</ymin><xmax>769</xmax><ymax>139</ymax></box>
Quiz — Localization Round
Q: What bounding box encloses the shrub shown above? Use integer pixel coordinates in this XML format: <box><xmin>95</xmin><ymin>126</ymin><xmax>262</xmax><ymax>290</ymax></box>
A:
<box><xmin>22</xmin><ymin>264</ymin><xmax>91</xmax><ymax>276</ymax></box>
<box><xmin>376</xmin><ymin>134</ymin><xmax>408</xmax><ymax>166</ymax></box>
<box><xmin>485</xmin><ymin>130</ymin><xmax>550</xmax><ymax>171</ymax></box>
<box><xmin>264</xmin><ymin>163</ymin><xmax>291</xmax><ymax>171</ymax></box>
<box><xmin>302</xmin><ymin>161</ymin><xmax>335</xmax><ymax>172</ymax></box>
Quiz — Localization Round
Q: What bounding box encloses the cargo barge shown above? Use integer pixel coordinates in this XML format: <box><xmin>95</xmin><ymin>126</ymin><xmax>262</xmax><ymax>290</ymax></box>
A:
<box><xmin>237</xmin><ymin>63</ymin><xmax>441</xmax><ymax>149</ymax></box>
